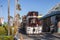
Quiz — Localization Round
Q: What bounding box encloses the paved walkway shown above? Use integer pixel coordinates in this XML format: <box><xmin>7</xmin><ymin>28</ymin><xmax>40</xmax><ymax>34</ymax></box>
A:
<box><xmin>52</xmin><ymin>33</ymin><xmax>60</xmax><ymax>38</ymax></box>
<box><xmin>15</xmin><ymin>28</ymin><xmax>60</xmax><ymax>40</ymax></box>
<box><xmin>15</xmin><ymin>32</ymin><xmax>60</xmax><ymax>40</ymax></box>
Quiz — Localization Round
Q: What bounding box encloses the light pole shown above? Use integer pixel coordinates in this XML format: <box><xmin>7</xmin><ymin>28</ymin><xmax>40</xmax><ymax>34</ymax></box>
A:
<box><xmin>8</xmin><ymin>0</ymin><xmax>10</xmax><ymax>36</ymax></box>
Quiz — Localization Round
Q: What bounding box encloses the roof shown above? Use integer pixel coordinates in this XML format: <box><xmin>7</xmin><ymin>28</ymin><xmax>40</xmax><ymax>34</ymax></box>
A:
<box><xmin>27</xmin><ymin>11</ymin><xmax>38</xmax><ymax>16</ymax></box>
<box><xmin>48</xmin><ymin>3</ymin><xmax>60</xmax><ymax>14</ymax></box>
<box><xmin>40</xmin><ymin>11</ymin><xmax>60</xmax><ymax>20</ymax></box>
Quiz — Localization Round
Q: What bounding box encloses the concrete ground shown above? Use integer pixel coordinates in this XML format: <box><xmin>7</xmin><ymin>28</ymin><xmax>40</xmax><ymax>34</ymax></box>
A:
<box><xmin>15</xmin><ymin>30</ymin><xmax>60</xmax><ymax>40</ymax></box>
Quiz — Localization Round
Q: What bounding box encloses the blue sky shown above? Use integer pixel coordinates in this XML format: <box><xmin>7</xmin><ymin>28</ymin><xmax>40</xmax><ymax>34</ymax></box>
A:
<box><xmin>0</xmin><ymin>0</ymin><xmax>60</xmax><ymax>22</ymax></box>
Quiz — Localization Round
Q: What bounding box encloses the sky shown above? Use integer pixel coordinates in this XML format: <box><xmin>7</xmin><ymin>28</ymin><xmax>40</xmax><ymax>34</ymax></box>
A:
<box><xmin>0</xmin><ymin>0</ymin><xmax>60</xmax><ymax>22</ymax></box>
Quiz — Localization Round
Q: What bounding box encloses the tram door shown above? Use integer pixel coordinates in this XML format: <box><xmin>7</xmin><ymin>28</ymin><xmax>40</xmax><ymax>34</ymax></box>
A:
<box><xmin>42</xmin><ymin>18</ymin><xmax>51</xmax><ymax>32</ymax></box>
<box><xmin>51</xmin><ymin>16</ymin><xmax>57</xmax><ymax>33</ymax></box>
<box><xmin>56</xmin><ymin>15</ymin><xmax>60</xmax><ymax>22</ymax></box>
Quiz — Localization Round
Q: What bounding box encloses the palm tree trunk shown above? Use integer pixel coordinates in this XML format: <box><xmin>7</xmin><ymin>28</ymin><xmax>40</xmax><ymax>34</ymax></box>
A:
<box><xmin>8</xmin><ymin>0</ymin><xmax>10</xmax><ymax>36</ymax></box>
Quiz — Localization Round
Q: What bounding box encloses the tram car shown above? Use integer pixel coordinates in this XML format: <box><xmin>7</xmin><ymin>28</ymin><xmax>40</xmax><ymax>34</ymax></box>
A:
<box><xmin>26</xmin><ymin>11</ymin><xmax>42</xmax><ymax>34</ymax></box>
<box><xmin>40</xmin><ymin>11</ymin><xmax>60</xmax><ymax>33</ymax></box>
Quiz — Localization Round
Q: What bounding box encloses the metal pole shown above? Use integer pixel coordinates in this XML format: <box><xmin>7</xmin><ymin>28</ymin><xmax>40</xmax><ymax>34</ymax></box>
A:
<box><xmin>14</xmin><ymin>0</ymin><xmax>18</xmax><ymax>17</ymax></box>
<box><xmin>14</xmin><ymin>0</ymin><xmax>16</xmax><ymax>18</ymax></box>
<box><xmin>8</xmin><ymin>0</ymin><xmax>10</xmax><ymax>36</ymax></box>
<box><xmin>0</xmin><ymin>5</ymin><xmax>3</xmax><ymax>17</ymax></box>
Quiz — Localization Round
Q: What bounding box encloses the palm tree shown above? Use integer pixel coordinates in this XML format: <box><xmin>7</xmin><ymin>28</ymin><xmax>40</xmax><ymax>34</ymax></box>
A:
<box><xmin>14</xmin><ymin>0</ymin><xmax>21</xmax><ymax>27</ymax></box>
<box><xmin>15</xmin><ymin>13</ymin><xmax>21</xmax><ymax>27</ymax></box>
<box><xmin>16</xmin><ymin>4</ymin><xmax>21</xmax><ymax>11</ymax></box>
<box><xmin>14</xmin><ymin>0</ymin><xmax>21</xmax><ymax>36</ymax></box>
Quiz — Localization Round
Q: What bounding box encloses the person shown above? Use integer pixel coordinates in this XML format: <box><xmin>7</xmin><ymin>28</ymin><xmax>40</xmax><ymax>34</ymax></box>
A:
<box><xmin>50</xmin><ymin>24</ymin><xmax>55</xmax><ymax>34</ymax></box>
<box><xmin>57</xmin><ymin>21</ymin><xmax>60</xmax><ymax>33</ymax></box>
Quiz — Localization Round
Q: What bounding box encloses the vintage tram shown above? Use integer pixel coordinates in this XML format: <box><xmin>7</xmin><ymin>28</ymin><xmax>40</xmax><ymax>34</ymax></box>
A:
<box><xmin>26</xmin><ymin>11</ymin><xmax>43</xmax><ymax>34</ymax></box>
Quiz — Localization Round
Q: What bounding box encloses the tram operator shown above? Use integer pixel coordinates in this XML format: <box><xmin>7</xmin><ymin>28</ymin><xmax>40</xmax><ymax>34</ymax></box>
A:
<box><xmin>50</xmin><ymin>23</ymin><xmax>55</xmax><ymax>33</ymax></box>
<box><xmin>57</xmin><ymin>21</ymin><xmax>60</xmax><ymax>33</ymax></box>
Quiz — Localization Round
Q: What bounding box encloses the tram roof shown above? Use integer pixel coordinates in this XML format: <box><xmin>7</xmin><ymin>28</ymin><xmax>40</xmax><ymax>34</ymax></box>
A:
<box><xmin>40</xmin><ymin>11</ymin><xmax>60</xmax><ymax>20</ymax></box>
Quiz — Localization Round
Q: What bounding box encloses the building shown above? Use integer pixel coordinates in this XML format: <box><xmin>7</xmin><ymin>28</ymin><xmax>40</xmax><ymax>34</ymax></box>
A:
<box><xmin>0</xmin><ymin>17</ymin><xmax>4</xmax><ymax>25</ymax></box>
<box><xmin>25</xmin><ymin>11</ymin><xmax>43</xmax><ymax>34</ymax></box>
<box><xmin>40</xmin><ymin>3</ymin><xmax>60</xmax><ymax>33</ymax></box>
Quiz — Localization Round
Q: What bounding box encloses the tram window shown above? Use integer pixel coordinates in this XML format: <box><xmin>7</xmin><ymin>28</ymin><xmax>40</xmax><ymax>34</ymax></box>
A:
<box><xmin>51</xmin><ymin>16</ymin><xmax>56</xmax><ymax>24</ymax></box>
<box><xmin>42</xmin><ymin>17</ymin><xmax>51</xmax><ymax>32</ymax></box>
<box><xmin>46</xmin><ymin>18</ymin><xmax>51</xmax><ymax>26</ymax></box>
<box><xmin>28</xmin><ymin>18</ymin><xmax>38</xmax><ymax>27</ymax></box>
<box><xmin>39</xmin><ymin>20</ymin><xmax>43</xmax><ymax>26</ymax></box>
<box><xmin>31</xmin><ymin>19</ymin><xmax>36</xmax><ymax>23</ymax></box>
<box><xmin>56</xmin><ymin>15</ymin><xmax>60</xmax><ymax>21</ymax></box>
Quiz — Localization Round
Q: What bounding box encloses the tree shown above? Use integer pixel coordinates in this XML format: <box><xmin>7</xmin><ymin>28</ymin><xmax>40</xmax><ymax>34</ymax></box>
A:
<box><xmin>0</xmin><ymin>27</ymin><xmax>7</xmax><ymax>35</ymax></box>
<box><xmin>16</xmin><ymin>4</ymin><xmax>21</xmax><ymax>11</ymax></box>
<box><xmin>14</xmin><ymin>0</ymin><xmax>21</xmax><ymax>35</ymax></box>
<box><xmin>15</xmin><ymin>13</ymin><xmax>21</xmax><ymax>27</ymax></box>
